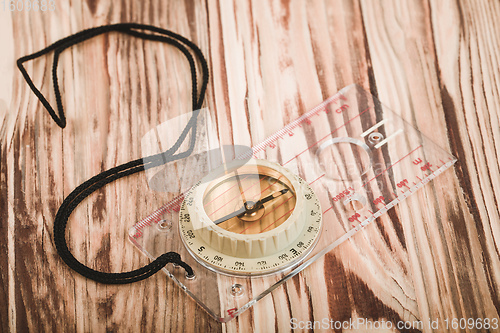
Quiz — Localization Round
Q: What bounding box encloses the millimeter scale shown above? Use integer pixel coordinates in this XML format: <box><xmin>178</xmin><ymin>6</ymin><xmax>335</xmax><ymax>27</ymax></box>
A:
<box><xmin>129</xmin><ymin>84</ymin><xmax>457</xmax><ymax>322</ymax></box>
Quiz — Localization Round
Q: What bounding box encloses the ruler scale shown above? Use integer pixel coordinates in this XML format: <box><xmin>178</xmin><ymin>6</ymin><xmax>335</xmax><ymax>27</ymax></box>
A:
<box><xmin>129</xmin><ymin>84</ymin><xmax>457</xmax><ymax>322</ymax></box>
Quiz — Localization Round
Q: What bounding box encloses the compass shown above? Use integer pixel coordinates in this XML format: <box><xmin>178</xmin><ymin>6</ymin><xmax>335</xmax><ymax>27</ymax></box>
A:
<box><xmin>179</xmin><ymin>159</ymin><xmax>322</xmax><ymax>276</ymax></box>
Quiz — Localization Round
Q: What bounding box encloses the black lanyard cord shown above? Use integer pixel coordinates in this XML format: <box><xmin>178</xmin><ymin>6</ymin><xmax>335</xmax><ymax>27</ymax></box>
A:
<box><xmin>17</xmin><ymin>23</ymin><xmax>209</xmax><ymax>284</ymax></box>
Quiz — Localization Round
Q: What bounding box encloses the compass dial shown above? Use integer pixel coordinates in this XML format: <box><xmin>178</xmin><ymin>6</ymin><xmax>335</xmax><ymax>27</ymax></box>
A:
<box><xmin>180</xmin><ymin>159</ymin><xmax>322</xmax><ymax>276</ymax></box>
<box><xmin>203</xmin><ymin>165</ymin><xmax>296</xmax><ymax>234</ymax></box>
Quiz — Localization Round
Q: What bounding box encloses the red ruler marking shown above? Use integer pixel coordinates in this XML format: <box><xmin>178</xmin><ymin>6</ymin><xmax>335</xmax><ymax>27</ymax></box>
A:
<box><xmin>323</xmin><ymin>206</ymin><xmax>333</xmax><ymax>214</ymax></box>
<box><xmin>251</xmin><ymin>93</ymin><xmax>348</xmax><ymax>155</ymax></box>
<box><xmin>132</xmin><ymin>195</ymin><xmax>185</xmax><ymax>235</ymax></box>
<box><xmin>308</xmin><ymin>173</ymin><xmax>326</xmax><ymax>185</ymax></box>
<box><xmin>361</xmin><ymin>145</ymin><xmax>423</xmax><ymax>188</ymax></box>
<box><xmin>135</xmin><ymin>93</ymin><xmax>349</xmax><ymax>230</ymax></box>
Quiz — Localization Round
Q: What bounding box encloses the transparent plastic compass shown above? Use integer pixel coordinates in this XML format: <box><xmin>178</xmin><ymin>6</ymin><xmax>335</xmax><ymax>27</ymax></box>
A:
<box><xmin>130</xmin><ymin>84</ymin><xmax>457</xmax><ymax>322</ymax></box>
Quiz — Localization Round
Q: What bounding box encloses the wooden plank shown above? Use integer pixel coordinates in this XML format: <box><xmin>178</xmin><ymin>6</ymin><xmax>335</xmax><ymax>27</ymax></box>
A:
<box><xmin>0</xmin><ymin>0</ymin><xmax>498</xmax><ymax>332</ymax></box>
<box><xmin>2</xmin><ymin>1</ymin><xmax>220</xmax><ymax>332</ymax></box>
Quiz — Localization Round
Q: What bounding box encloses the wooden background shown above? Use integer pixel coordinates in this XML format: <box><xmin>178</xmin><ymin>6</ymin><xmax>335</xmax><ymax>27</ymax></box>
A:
<box><xmin>1</xmin><ymin>0</ymin><xmax>499</xmax><ymax>332</ymax></box>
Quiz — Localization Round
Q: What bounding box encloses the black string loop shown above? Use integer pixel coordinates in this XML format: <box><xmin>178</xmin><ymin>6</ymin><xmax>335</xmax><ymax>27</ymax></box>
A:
<box><xmin>17</xmin><ymin>23</ymin><xmax>208</xmax><ymax>284</ymax></box>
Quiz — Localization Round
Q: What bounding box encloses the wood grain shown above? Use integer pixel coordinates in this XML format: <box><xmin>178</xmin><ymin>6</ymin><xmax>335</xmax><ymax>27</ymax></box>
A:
<box><xmin>1</xmin><ymin>0</ymin><xmax>498</xmax><ymax>332</ymax></box>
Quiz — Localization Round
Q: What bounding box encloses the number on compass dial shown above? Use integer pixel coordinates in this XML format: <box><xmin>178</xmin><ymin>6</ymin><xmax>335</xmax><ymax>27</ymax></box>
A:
<box><xmin>202</xmin><ymin>165</ymin><xmax>297</xmax><ymax>234</ymax></box>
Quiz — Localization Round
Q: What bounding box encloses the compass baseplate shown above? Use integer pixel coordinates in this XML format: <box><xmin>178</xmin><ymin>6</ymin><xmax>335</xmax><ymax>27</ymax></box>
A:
<box><xmin>129</xmin><ymin>84</ymin><xmax>457</xmax><ymax>322</ymax></box>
